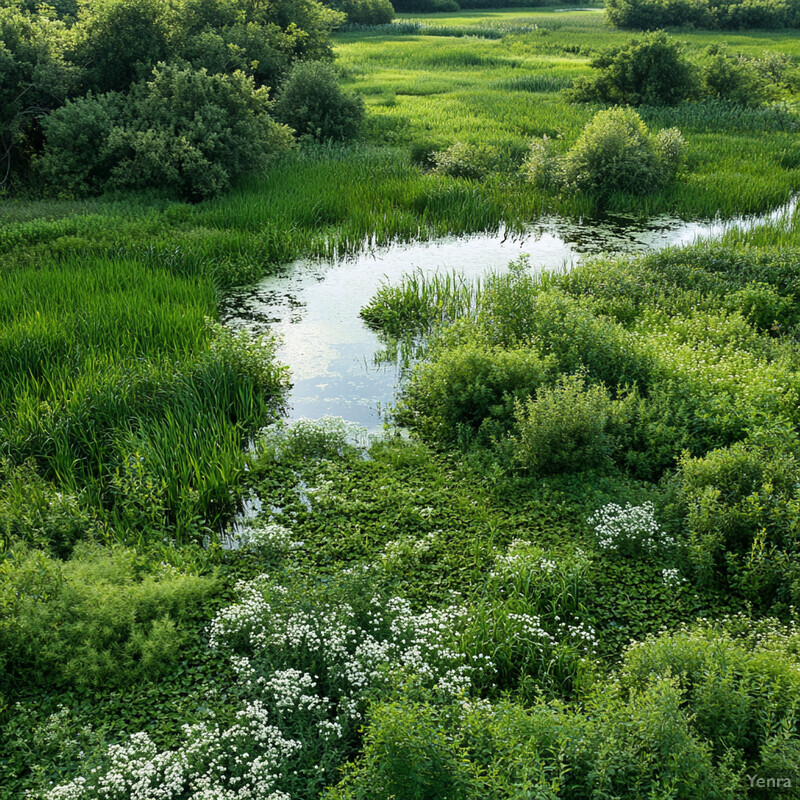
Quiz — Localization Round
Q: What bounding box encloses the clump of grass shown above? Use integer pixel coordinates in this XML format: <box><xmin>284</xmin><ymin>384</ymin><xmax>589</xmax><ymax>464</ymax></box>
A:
<box><xmin>491</xmin><ymin>74</ymin><xmax>572</xmax><ymax>92</ymax></box>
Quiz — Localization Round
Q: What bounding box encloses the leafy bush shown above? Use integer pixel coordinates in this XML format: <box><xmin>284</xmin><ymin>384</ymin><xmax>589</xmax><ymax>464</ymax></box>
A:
<box><xmin>667</xmin><ymin>441</ymin><xmax>800</xmax><ymax>607</ymax></box>
<box><xmin>700</xmin><ymin>45</ymin><xmax>779</xmax><ymax>108</ymax></box>
<box><xmin>0</xmin><ymin>544</ymin><xmax>217</xmax><ymax>690</ymax></box>
<box><xmin>653</xmin><ymin>125</ymin><xmax>687</xmax><ymax>179</ymax></box>
<box><xmin>36</xmin><ymin>89</ymin><xmax>124</xmax><ymax>195</ymax></box>
<box><xmin>607</xmin><ymin>0</ymin><xmax>800</xmax><ymax>29</ymax></box>
<box><xmin>510</xmin><ymin>376</ymin><xmax>618</xmax><ymax>475</ymax></box>
<box><xmin>431</xmin><ymin>141</ymin><xmax>500</xmax><ymax>179</ymax></box>
<box><xmin>273</xmin><ymin>60</ymin><xmax>364</xmax><ymax>141</ymax></box>
<box><xmin>567</xmin><ymin>31</ymin><xmax>698</xmax><ymax>107</ymax></box>
<box><xmin>409</xmin><ymin>137</ymin><xmax>446</xmax><ymax>170</ymax></box>
<box><xmin>487</xmin><ymin>287</ymin><xmax>653</xmax><ymax>386</ymax></box>
<box><xmin>561</xmin><ymin>107</ymin><xmax>675</xmax><ymax>197</ymax></box>
<box><xmin>180</xmin><ymin>22</ymin><xmax>294</xmax><ymax>91</ymax></box>
<box><xmin>0</xmin><ymin>459</ymin><xmax>97</xmax><ymax>557</ymax></box>
<box><xmin>40</xmin><ymin>64</ymin><xmax>294</xmax><ymax>199</ymax></box>
<box><xmin>520</xmin><ymin>135</ymin><xmax>562</xmax><ymax>189</ymax></box>
<box><xmin>396</xmin><ymin>340</ymin><xmax>553</xmax><ymax>444</ymax></box>
<box><xmin>390</xmin><ymin>0</ymin><xmax>460</xmax><ymax>11</ymax></box>
<box><xmin>329</xmin><ymin>0</ymin><xmax>394</xmax><ymax>24</ymax></box>
<box><xmin>568</xmin><ymin>33</ymin><xmax>788</xmax><ymax>110</ymax></box>
<box><xmin>2</xmin><ymin>0</ymin><xmax>344</xmax><ymax>194</ymax></box>
<box><xmin>619</xmin><ymin>620</ymin><xmax>800</xmax><ymax>766</ymax></box>
<box><xmin>332</xmin><ymin>621</ymin><xmax>800</xmax><ymax>800</ymax></box>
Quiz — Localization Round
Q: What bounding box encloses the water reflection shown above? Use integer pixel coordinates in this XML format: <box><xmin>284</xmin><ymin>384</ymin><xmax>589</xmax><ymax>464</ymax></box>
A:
<box><xmin>220</xmin><ymin>199</ymin><xmax>797</xmax><ymax>431</ymax></box>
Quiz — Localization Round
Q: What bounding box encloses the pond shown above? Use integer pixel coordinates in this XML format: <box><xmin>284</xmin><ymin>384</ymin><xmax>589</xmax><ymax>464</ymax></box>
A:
<box><xmin>220</xmin><ymin>200</ymin><xmax>796</xmax><ymax>432</ymax></box>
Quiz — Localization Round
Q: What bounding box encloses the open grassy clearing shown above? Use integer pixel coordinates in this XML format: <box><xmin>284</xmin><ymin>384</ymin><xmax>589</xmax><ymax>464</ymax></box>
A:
<box><xmin>337</xmin><ymin>8</ymin><xmax>800</xmax><ymax>215</ymax></box>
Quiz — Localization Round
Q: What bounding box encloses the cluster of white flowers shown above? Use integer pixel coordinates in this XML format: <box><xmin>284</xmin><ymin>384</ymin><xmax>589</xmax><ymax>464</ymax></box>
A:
<box><xmin>207</xmin><ymin>576</ymin><xmax>273</xmax><ymax>651</ymax></box>
<box><xmin>264</xmin><ymin>670</ymin><xmax>326</xmax><ymax>714</ymax></box>
<box><xmin>381</xmin><ymin>531</ymin><xmax>438</xmax><ymax>565</ymax></box>
<box><xmin>43</xmin><ymin>702</ymin><xmax>300</xmax><ymax>800</ymax></box>
<box><xmin>210</xmin><ymin>580</ymin><xmax>494</xmax><ymax>715</ymax></box>
<box><xmin>661</xmin><ymin>568</ymin><xmax>687</xmax><ymax>588</ymax></box>
<box><xmin>588</xmin><ymin>502</ymin><xmax>672</xmax><ymax>556</ymax></box>
<box><xmin>558</xmin><ymin>620</ymin><xmax>599</xmax><ymax>654</ymax></box>
<box><xmin>237</xmin><ymin>523</ymin><xmax>304</xmax><ymax>556</ymax></box>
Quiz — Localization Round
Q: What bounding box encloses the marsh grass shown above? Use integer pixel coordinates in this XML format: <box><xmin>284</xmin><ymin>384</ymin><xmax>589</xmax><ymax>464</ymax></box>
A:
<box><xmin>0</xmin><ymin>253</ymin><xmax>288</xmax><ymax>548</ymax></box>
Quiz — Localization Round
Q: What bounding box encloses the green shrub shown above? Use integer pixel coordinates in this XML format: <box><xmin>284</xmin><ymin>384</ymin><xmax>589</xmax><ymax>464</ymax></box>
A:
<box><xmin>396</xmin><ymin>340</ymin><xmax>554</xmax><ymax>444</ymax></box>
<box><xmin>35</xmin><ymin>89</ymin><xmax>124</xmax><ymax>195</ymax></box>
<box><xmin>0</xmin><ymin>459</ymin><xmax>97</xmax><ymax>557</ymax></box>
<box><xmin>0</xmin><ymin>7</ymin><xmax>72</xmax><ymax>186</ymax></box>
<box><xmin>619</xmin><ymin>621</ymin><xmax>800</xmax><ymax>766</ymax></box>
<box><xmin>331</xmin><ymin>681</ymin><xmax>737</xmax><ymax>800</ymax></box>
<box><xmin>332</xmin><ymin>623</ymin><xmax>800</xmax><ymax>800</ymax></box>
<box><xmin>40</xmin><ymin>64</ymin><xmax>294</xmax><ymax>199</ymax></box>
<box><xmin>607</xmin><ymin>0</ymin><xmax>800</xmax><ymax>29</ymax></box>
<box><xmin>0</xmin><ymin>544</ymin><xmax>218</xmax><ymax>690</ymax></box>
<box><xmin>667</xmin><ymin>441</ymin><xmax>800</xmax><ymax>607</ymax></box>
<box><xmin>520</xmin><ymin>135</ymin><xmax>562</xmax><ymax>189</ymax></box>
<box><xmin>484</xmin><ymin>288</ymin><xmax>653</xmax><ymax>387</ymax></box>
<box><xmin>653</xmin><ymin>125</ymin><xmax>687</xmax><ymax>179</ymax></box>
<box><xmin>700</xmin><ymin>45</ymin><xmax>778</xmax><ymax>108</ymax></box>
<box><xmin>510</xmin><ymin>376</ymin><xmax>618</xmax><ymax>475</ymax></box>
<box><xmin>273</xmin><ymin>60</ymin><xmax>364</xmax><ymax>141</ymax></box>
<box><xmin>562</xmin><ymin>107</ymin><xmax>671</xmax><ymax>197</ymax></box>
<box><xmin>329</xmin><ymin>0</ymin><xmax>394</xmax><ymax>24</ymax></box>
<box><xmin>722</xmin><ymin>281</ymin><xmax>792</xmax><ymax>330</ymax></box>
<box><xmin>567</xmin><ymin>32</ymin><xmax>698</xmax><ymax>107</ymax></box>
<box><xmin>431</xmin><ymin>141</ymin><xmax>500</xmax><ymax>179</ymax></box>
<box><xmin>390</xmin><ymin>0</ymin><xmax>460</xmax><ymax>11</ymax></box>
<box><xmin>180</xmin><ymin>22</ymin><xmax>294</xmax><ymax>90</ymax></box>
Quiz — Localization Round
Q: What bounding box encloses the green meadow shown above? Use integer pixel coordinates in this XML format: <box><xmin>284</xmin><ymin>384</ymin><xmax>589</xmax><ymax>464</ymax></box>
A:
<box><xmin>4</xmin><ymin>6</ymin><xmax>800</xmax><ymax>800</ymax></box>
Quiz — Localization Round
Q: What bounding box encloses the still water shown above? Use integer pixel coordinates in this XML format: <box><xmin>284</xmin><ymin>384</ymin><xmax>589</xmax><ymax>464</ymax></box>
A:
<box><xmin>220</xmin><ymin>201</ymin><xmax>796</xmax><ymax>431</ymax></box>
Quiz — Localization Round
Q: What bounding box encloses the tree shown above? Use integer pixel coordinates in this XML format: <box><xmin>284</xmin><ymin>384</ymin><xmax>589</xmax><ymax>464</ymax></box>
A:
<box><xmin>0</xmin><ymin>7</ymin><xmax>72</xmax><ymax>187</ymax></box>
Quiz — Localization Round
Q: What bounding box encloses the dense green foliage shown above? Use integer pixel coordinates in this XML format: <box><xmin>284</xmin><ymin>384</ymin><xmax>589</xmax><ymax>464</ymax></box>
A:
<box><xmin>0</xmin><ymin>544</ymin><xmax>218</xmax><ymax>690</ymax></box>
<box><xmin>568</xmin><ymin>31</ymin><xmax>699</xmax><ymax>106</ymax></box>
<box><xmin>559</xmin><ymin>107</ymin><xmax>685</xmax><ymax>196</ymax></box>
<box><xmin>40</xmin><ymin>65</ymin><xmax>294</xmax><ymax>199</ymax></box>
<box><xmin>331</xmin><ymin>0</ymin><xmax>394</xmax><ymax>24</ymax></box>
<box><xmin>364</xmin><ymin>220</ymin><xmax>800</xmax><ymax>609</ymax></box>
<box><xmin>274</xmin><ymin>60</ymin><xmax>365</xmax><ymax>140</ymax></box>
<box><xmin>0</xmin><ymin>0</ymin><xmax>347</xmax><ymax>193</ymax></box>
<box><xmin>332</xmin><ymin>622</ymin><xmax>800</xmax><ymax>799</ymax></box>
<box><xmin>568</xmin><ymin>32</ymin><xmax>791</xmax><ymax>108</ymax></box>
<box><xmin>607</xmin><ymin>0</ymin><xmax>800</xmax><ymax>30</ymax></box>
<box><xmin>520</xmin><ymin>107</ymin><xmax>687</xmax><ymax>199</ymax></box>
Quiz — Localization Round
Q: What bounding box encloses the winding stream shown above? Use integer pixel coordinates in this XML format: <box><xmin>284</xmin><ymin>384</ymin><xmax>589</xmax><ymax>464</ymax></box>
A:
<box><xmin>220</xmin><ymin>200</ymin><xmax>797</xmax><ymax>432</ymax></box>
